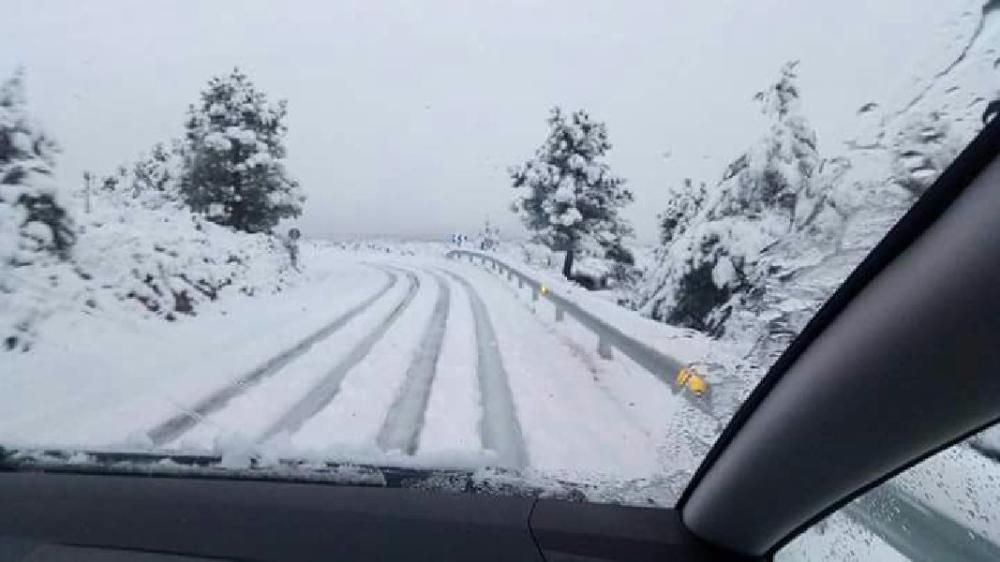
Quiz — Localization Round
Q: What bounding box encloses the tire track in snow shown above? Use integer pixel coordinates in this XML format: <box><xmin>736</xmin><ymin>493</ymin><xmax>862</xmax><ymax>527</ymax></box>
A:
<box><xmin>449</xmin><ymin>262</ymin><xmax>660</xmax><ymax>476</ymax></box>
<box><xmin>414</xmin><ymin>272</ymin><xmax>482</xmax><ymax>455</ymax></box>
<box><xmin>258</xmin><ymin>268</ymin><xmax>421</xmax><ymax>442</ymax></box>
<box><xmin>375</xmin><ymin>270</ymin><xmax>450</xmax><ymax>454</ymax></box>
<box><xmin>476</xmin><ymin>268</ymin><xmax>657</xmax><ymax>441</ymax></box>
<box><xmin>441</xmin><ymin>270</ymin><xmax>528</xmax><ymax>470</ymax></box>
<box><xmin>146</xmin><ymin>265</ymin><xmax>399</xmax><ymax>446</ymax></box>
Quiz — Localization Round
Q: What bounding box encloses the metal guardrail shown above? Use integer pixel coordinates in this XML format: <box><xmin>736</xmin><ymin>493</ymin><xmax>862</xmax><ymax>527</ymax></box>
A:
<box><xmin>845</xmin><ymin>482</ymin><xmax>1000</xmax><ymax>562</ymax></box>
<box><xmin>445</xmin><ymin>249</ymin><xmax>713</xmax><ymax>415</ymax></box>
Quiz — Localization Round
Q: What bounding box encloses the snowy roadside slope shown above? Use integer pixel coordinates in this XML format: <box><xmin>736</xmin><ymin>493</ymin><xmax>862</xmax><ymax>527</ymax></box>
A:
<box><xmin>0</xmin><ymin>248</ymin><xmax>383</xmax><ymax>447</ymax></box>
<box><xmin>3</xmin><ymin>184</ymin><xmax>306</xmax><ymax>352</ymax></box>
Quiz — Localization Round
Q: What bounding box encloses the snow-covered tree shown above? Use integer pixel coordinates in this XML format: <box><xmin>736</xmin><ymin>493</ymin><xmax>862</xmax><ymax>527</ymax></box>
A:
<box><xmin>510</xmin><ymin>107</ymin><xmax>634</xmax><ymax>279</ymax></box>
<box><xmin>658</xmin><ymin>178</ymin><xmax>706</xmax><ymax>246</ymax></box>
<box><xmin>130</xmin><ymin>141</ymin><xmax>183</xmax><ymax>205</ymax></box>
<box><xmin>639</xmin><ymin>62</ymin><xmax>821</xmax><ymax>334</ymax></box>
<box><xmin>597</xmin><ymin>218</ymin><xmax>635</xmax><ymax>268</ymax></box>
<box><xmin>100</xmin><ymin>165</ymin><xmax>128</xmax><ymax>193</ymax></box>
<box><xmin>180</xmin><ymin>68</ymin><xmax>304</xmax><ymax>233</ymax></box>
<box><xmin>478</xmin><ymin>218</ymin><xmax>500</xmax><ymax>251</ymax></box>
<box><xmin>743</xmin><ymin>60</ymin><xmax>820</xmax><ymax>221</ymax></box>
<box><xmin>0</xmin><ymin>70</ymin><xmax>75</xmax><ymax>266</ymax></box>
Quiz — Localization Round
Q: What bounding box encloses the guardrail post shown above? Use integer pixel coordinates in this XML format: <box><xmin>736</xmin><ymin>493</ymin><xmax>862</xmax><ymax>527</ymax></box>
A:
<box><xmin>555</xmin><ymin>306</ymin><xmax>565</xmax><ymax>322</ymax></box>
<box><xmin>532</xmin><ymin>287</ymin><xmax>539</xmax><ymax>301</ymax></box>
<box><xmin>518</xmin><ymin>277</ymin><xmax>524</xmax><ymax>289</ymax></box>
<box><xmin>597</xmin><ymin>336</ymin><xmax>614</xmax><ymax>359</ymax></box>
<box><xmin>507</xmin><ymin>269</ymin><xmax>513</xmax><ymax>281</ymax></box>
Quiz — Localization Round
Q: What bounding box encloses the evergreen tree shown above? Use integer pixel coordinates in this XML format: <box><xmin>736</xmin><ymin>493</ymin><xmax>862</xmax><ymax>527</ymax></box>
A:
<box><xmin>180</xmin><ymin>68</ymin><xmax>304</xmax><ymax>233</ymax></box>
<box><xmin>129</xmin><ymin>141</ymin><xmax>184</xmax><ymax>208</ymax></box>
<box><xmin>132</xmin><ymin>142</ymin><xmax>174</xmax><ymax>194</ymax></box>
<box><xmin>478</xmin><ymin>218</ymin><xmax>500</xmax><ymax>251</ymax></box>
<box><xmin>640</xmin><ymin>61</ymin><xmax>821</xmax><ymax>334</ymax></box>
<box><xmin>0</xmin><ymin>69</ymin><xmax>75</xmax><ymax>266</ymax></box>
<box><xmin>100</xmin><ymin>165</ymin><xmax>128</xmax><ymax>193</ymax></box>
<box><xmin>657</xmin><ymin>178</ymin><xmax>706</xmax><ymax>245</ymax></box>
<box><xmin>734</xmin><ymin>60</ymin><xmax>819</xmax><ymax>221</ymax></box>
<box><xmin>510</xmin><ymin>107</ymin><xmax>633</xmax><ymax>279</ymax></box>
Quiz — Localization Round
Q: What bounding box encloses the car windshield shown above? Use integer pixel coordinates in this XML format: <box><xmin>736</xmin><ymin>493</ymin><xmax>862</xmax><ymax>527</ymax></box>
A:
<box><xmin>2</xmin><ymin>0</ymin><xmax>998</xmax><ymax>544</ymax></box>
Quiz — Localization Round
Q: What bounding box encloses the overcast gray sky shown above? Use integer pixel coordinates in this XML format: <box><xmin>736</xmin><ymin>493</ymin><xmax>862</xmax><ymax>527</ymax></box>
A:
<box><xmin>3</xmin><ymin>0</ymin><xmax>962</xmax><ymax>242</ymax></box>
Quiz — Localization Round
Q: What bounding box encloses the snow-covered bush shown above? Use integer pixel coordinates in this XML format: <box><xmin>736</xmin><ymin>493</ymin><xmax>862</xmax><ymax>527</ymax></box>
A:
<box><xmin>1</xmin><ymin>69</ymin><xmax>305</xmax><ymax>351</ymax></box>
<box><xmin>519</xmin><ymin>241</ymin><xmax>553</xmax><ymax>268</ymax></box>
<box><xmin>180</xmin><ymin>68</ymin><xmax>304</xmax><ymax>233</ymax></box>
<box><xmin>75</xmin><ymin>188</ymin><xmax>294</xmax><ymax>320</ymax></box>
<box><xmin>510</xmin><ymin>107</ymin><xmax>634</xmax><ymax>280</ymax></box>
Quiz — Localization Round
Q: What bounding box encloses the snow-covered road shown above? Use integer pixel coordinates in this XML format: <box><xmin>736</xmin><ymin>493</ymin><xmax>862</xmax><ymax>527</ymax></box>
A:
<box><xmin>162</xmin><ymin>256</ymin><xmax>686</xmax><ymax>480</ymax></box>
<box><xmin>1</xmin><ymin>249</ymin><xmax>710</xmax><ymax>495</ymax></box>
<box><xmin>5</xmin><ymin>246</ymin><xmax>998</xmax><ymax>560</ymax></box>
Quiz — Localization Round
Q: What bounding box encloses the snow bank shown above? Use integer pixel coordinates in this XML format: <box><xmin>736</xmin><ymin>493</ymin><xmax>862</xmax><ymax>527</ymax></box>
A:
<box><xmin>75</xmin><ymin>190</ymin><xmax>295</xmax><ymax>321</ymax></box>
<box><xmin>3</xmin><ymin>185</ymin><xmax>300</xmax><ymax>352</ymax></box>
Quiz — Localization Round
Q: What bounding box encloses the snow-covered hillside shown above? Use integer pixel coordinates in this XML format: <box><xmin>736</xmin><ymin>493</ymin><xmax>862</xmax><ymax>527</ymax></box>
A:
<box><xmin>633</xmin><ymin>0</ymin><xmax>1000</xmax><ymax>418</ymax></box>
<box><xmin>1</xmin><ymin>68</ymin><xmax>304</xmax><ymax>352</ymax></box>
<box><xmin>3</xmin><ymin>189</ymin><xmax>300</xmax><ymax>351</ymax></box>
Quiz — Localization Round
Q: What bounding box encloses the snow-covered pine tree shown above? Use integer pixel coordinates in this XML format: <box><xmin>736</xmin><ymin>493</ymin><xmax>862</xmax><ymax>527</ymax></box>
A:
<box><xmin>478</xmin><ymin>218</ymin><xmax>500</xmax><ymax>251</ymax></box>
<box><xmin>657</xmin><ymin>178</ymin><xmax>706</xmax><ymax>246</ymax></box>
<box><xmin>639</xmin><ymin>61</ymin><xmax>821</xmax><ymax>334</ymax></box>
<box><xmin>0</xmin><ymin>69</ymin><xmax>75</xmax><ymax>266</ymax></box>
<box><xmin>509</xmin><ymin>107</ymin><xmax>634</xmax><ymax>279</ymax></box>
<box><xmin>128</xmin><ymin>141</ymin><xmax>185</xmax><ymax>209</ymax></box>
<box><xmin>745</xmin><ymin>60</ymin><xmax>819</xmax><ymax>221</ymax></box>
<box><xmin>597</xmin><ymin>217</ymin><xmax>635</xmax><ymax>268</ymax></box>
<box><xmin>133</xmin><ymin>142</ymin><xmax>173</xmax><ymax>194</ymax></box>
<box><xmin>180</xmin><ymin>68</ymin><xmax>304</xmax><ymax>233</ymax></box>
<box><xmin>100</xmin><ymin>165</ymin><xmax>128</xmax><ymax>193</ymax></box>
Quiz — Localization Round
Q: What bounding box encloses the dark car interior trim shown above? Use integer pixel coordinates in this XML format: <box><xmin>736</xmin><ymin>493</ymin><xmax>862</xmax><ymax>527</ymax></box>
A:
<box><xmin>0</xmin><ymin>470</ymin><xmax>758</xmax><ymax>562</ymax></box>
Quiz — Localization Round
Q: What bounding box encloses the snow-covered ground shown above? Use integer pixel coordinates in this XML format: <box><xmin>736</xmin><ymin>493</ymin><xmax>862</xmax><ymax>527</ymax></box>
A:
<box><xmin>0</xmin><ymin>245</ymin><xmax>381</xmax><ymax>447</ymax></box>
<box><xmin>4</xmin><ymin>236</ymin><xmax>1000</xmax><ymax>562</ymax></box>
<box><xmin>0</xmin><ymin>242</ymin><xmax>720</xmax><ymax>506</ymax></box>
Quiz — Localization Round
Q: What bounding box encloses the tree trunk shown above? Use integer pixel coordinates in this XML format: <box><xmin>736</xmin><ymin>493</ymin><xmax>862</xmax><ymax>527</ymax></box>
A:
<box><xmin>561</xmin><ymin>248</ymin><xmax>575</xmax><ymax>279</ymax></box>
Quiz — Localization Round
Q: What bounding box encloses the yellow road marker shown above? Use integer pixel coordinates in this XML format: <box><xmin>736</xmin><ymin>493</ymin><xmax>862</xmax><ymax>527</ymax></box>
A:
<box><xmin>675</xmin><ymin>366</ymin><xmax>708</xmax><ymax>397</ymax></box>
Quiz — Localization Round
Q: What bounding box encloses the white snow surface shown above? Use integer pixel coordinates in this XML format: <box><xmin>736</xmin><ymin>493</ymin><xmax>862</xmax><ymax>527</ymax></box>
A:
<box><xmin>1</xmin><ymin>242</ymin><xmax>721</xmax><ymax>506</ymax></box>
<box><xmin>1</xmin><ymin>249</ymin><xmax>378</xmax><ymax>446</ymax></box>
